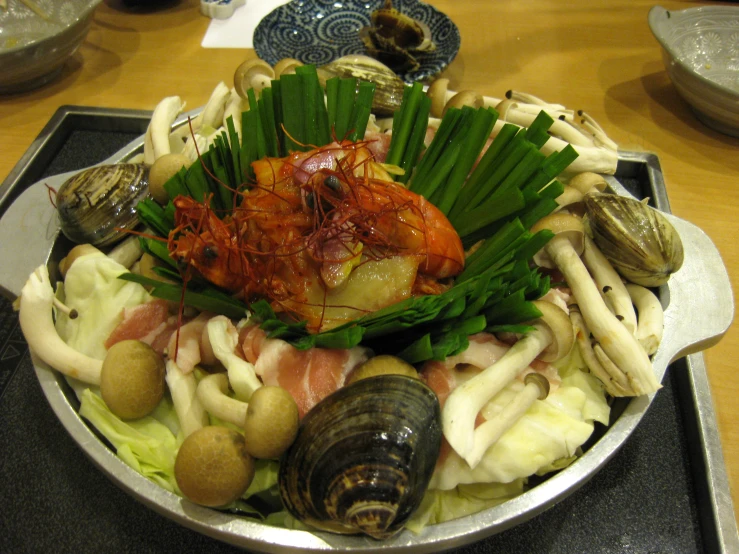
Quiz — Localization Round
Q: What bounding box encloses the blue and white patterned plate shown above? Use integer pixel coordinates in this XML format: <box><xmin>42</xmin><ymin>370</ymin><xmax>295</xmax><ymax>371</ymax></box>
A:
<box><xmin>253</xmin><ymin>0</ymin><xmax>460</xmax><ymax>83</ymax></box>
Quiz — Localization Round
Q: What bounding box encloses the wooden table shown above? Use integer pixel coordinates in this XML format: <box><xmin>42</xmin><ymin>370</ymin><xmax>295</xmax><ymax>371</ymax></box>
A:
<box><xmin>1</xmin><ymin>0</ymin><xmax>737</xmax><ymax>531</ymax></box>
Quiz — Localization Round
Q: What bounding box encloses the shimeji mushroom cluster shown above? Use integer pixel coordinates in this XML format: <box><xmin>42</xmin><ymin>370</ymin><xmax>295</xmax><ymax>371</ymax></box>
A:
<box><xmin>18</xmin><ymin>252</ymin><xmax>301</xmax><ymax>508</ymax></box>
<box><xmin>440</xmin><ymin>171</ymin><xmax>671</xmax><ymax>470</ymax></box>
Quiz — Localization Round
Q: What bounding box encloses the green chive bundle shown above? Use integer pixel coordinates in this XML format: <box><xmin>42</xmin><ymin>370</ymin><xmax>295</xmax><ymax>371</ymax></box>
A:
<box><xmin>133</xmin><ymin>67</ymin><xmax>579</xmax><ymax>363</ymax></box>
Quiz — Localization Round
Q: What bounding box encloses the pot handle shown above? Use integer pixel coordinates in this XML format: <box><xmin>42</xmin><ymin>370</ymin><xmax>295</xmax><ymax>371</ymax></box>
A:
<box><xmin>0</xmin><ymin>172</ymin><xmax>75</xmax><ymax>299</ymax></box>
<box><xmin>652</xmin><ymin>213</ymin><xmax>734</xmax><ymax>378</ymax></box>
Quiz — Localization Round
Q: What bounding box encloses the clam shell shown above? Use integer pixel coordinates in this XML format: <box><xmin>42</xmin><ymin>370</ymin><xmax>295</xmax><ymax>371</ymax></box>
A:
<box><xmin>56</xmin><ymin>164</ymin><xmax>149</xmax><ymax>247</ymax></box>
<box><xmin>584</xmin><ymin>193</ymin><xmax>684</xmax><ymax>286</ymax></box>
<box><xmin>278</xmin><ymin>374</ymin><xmax>441</xmax><ymax>539</ymax></box>
<box><xmin>317</xmin><ymin>55</ymin><xmax>406</xmax><ymax>116</ymax></box>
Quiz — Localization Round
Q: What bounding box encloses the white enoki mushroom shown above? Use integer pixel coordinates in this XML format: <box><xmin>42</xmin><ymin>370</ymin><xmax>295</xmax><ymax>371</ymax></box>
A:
<box><xmin>206</xmin><ymin>316</ymin><xmax>261</xmax><ymax>402</ymax></box>
<box><xmin>626</xmin><ymin>283</ymin><xmax>664</xmax><ymax>356</ymax></box>
<box><xmin>531</xmin><ymin>213</ymin><xmax>661</xmax><ymax>396</ymax></box>
<box><xmin>196</xmin><ymin>373</ymin><xmax>248</xmax><ymax>427</ymax></box>
<box><xmin>581</xmin><ymin>235</ymin><xmax>638</xmax><ymax>335</ymax></box>
<box><xmin>19</xmin><ymin>265</ymin><xmax>102</xmax><ymax>385</ymax></box>
<box><xmin>165</xmin><ymin>359</ymin><xmax>208</xmax><ymax>438</ymax></box>
<box><xmin>569</xmin><ymin>304</ymin><xmax>631</xmax><ymax>396</ymax></box>
<box><xmin>442</xmin><ymin>301</ymin><xmax>572</xmax><ymax>468</ymax></box>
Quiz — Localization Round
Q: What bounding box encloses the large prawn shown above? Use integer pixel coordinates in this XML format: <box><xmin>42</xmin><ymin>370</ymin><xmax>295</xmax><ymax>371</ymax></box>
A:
<box><xmin>168</xmin><ymin>140</ymin><xmax>465</xmax><ymax>331</ymax></box>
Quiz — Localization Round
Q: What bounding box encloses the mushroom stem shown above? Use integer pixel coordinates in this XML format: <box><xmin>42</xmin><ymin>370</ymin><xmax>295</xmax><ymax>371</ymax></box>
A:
<box><xmin>19</xmin><ymin>265</ymin><xmax>102</xmax><ymax>385</ymax></box>
<box><xmin>52</xmin><ymin>297</ymin><xmax>78</xmax><ymax>319</ymax></box>
<box><xmin>207</xmin><ymin>316</ymin><xmax>262</xmax><ymax>402</ymax></box>
<box><xmin>626</xmin><ymin>283</ymin><xmax>664</xmax><ymax>356</ymax></box>
<box><xmin>108</xmin><ymin>235</ymin><xmax>144</xmax><ymax>269</ymax></box>
<box><xmin>465</xmin><ymin>373</ymin><xmax>550</xmax><ymax>467</ymax></box>
<box><xmin>544</xmin><ymin>235</ymin><xmax>661</xmax><ymax>395</ymax></box>
<box><xmin>199</xmin><ymin>81</ymin><xmax>231</xmax><ymax>130</ymax></box>
<box><xmin>494</xmin><ymin>101</ymin><xmax>596</xmax><ymax>148</ymax></box>
<box><xmin>165</xmin><ymin>360</ymin><xmax>208</xmax><ymax>438</ymax></box>
<box><xmin>569</xmin><ymin>304</ymin><xmax>631</xmax><ymax>396</ymax></box>
<box><xmin>581</xmin><ymin>235</ymin><xmax>638</xmax><ymax>335</ymax></box>
<box><xmin>579</xmin><ymin>111</ymin><xmax>619</xmax><ymax>150</ymax></box>
<box><xmin>489</xmin><ymin>118</ymin><xmax>618</xmax><ymax>175</ymax></box>
<box><xmin>506</xmin><ymin>90</ymin><xmax>573</xmax><ymax>118</ymax></box>
<box><xmin>144</xmin><ymin>96</ymin><xmax>185</xmax><ymax>165</ymax></box>
<box><xmin>442</xmin><ymin>326</ymin><xmax>552</xmax><ymax>467</ymax></box>
<box><xmin>197</xmin><ymin>373</ymin><xmax>248</xmax><ymax>427</ymax></box>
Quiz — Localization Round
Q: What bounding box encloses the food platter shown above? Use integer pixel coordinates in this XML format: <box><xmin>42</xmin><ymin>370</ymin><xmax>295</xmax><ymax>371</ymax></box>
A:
<box><xmin>0</xmin><ymin>106</ymin><xmax>734</xmax><ymax>552</ymax></box>
<box><xmin>253</xmin><ymin>0</ymin><xmax>460</xmax><ymax>83</ymax></box>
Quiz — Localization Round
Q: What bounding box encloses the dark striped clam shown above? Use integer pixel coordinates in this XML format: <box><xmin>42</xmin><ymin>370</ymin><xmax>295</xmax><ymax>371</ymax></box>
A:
<box><xmin>279</xmin><ymin>374</ymin><xmax>441</xmax><ymax>539</ymax></box>
<box><xmin>56</xmin><ymin>164</ymin><xmax>149</xmax><ymax>247</ymax></box>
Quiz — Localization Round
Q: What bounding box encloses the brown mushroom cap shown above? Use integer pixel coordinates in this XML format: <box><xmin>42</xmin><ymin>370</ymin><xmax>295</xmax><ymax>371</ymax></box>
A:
<box><xmin>148</xmin><ymin>152</ymin><xmax>191</xmax><ymax>205</ymax></box>
<box><xmin>346</xmin><ymin>355</ymin><xmax>418</xmax><ymax>385</ymax></box>
<box><xmin>495</xmin><ymin>99</ymin><xmax>517</xmax><ymax>120</ymax></box>
<box><xmin>555</xmin><ymin>185</ymin><xmax>584</xmax><ymax>211</ymax></box>
<box><xmin>59</xmin><ymin>244</ymin><xmax>103</xmax><ymax>278</ymax></box>
<box><xmin>100</xmin><ymin>340</ymin><xmax>166</xmax><ymax>420</ymax></box>
<box><xmin>426</xmin><ymin>78</ymin><xmax>450</xmax><ymax>118</ymax></box>
<box><xmin>530</xmin><ymin>212</ymin><xmax>585</xmax><ymax>268</ymax></box>
<box><xmin>234</xmin><ymin>59</ymin><xmax>275</xmax><ymax>100</ymax></box>
<box><xmin>530</xmin><ymin>300</ymin><xmax>575</xmax><ymax>363</ymax></box>
<box><xmin>445</xmin><ymin>90</ymin><xmax>484</xmax><ymax>115</ymax></box>
<box><xmin>175</xmin><ymin>426</ymin><xmax>255</xmax><ymax>507</ymax></box>
<box><xmin>568</xmin><ymin>172</ymin><xmax>608</xmax><ymax>196</ymax></box>
<box><xmin>273</xmin><ymin>57</ymin><xmax>303</xmax><ymax>78</ymax></box>
<box><xmin>242</xmin><ymin>386</ymin><xmax>299</xmax><ymax>460</ymax></box>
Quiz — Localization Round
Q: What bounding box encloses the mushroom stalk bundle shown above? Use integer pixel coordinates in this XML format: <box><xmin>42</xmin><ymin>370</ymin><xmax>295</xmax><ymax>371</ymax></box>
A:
<box><xmin>531</xmin><ymin>213</ymin><xmax>662</xmax><ymax>396</ymax></box>
<box><xmin>442</xmin><ymin>301</ymin><xmax>573</xmax><ymax>469</ymax></box>
<box><xmin>425</xmin><ymin>79</ymin><xmax>619</xmax><ymax>175</ymax></box>
<box><xmin>581</xmin><ymin>235</ymin><xmax>638</xmax><ymax>335</ymax></box>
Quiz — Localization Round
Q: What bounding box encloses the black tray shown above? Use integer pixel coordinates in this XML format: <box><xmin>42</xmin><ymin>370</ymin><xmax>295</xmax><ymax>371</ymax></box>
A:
<box><xmin>0</xmin><ymin>107</ymin><xmax>736</xmax><ymax>554</ymax></box>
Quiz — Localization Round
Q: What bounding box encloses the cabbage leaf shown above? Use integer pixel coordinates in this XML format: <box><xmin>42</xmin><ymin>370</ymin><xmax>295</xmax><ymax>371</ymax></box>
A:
<box><xmin>429</xmin><ymin>345</ymin><xmax>610</xmax><ymax>491</ymax></box>
<box><xmin>55</xmin><ymin>253</ymin><xmax>151</xmax><ymax>360</ymax></box>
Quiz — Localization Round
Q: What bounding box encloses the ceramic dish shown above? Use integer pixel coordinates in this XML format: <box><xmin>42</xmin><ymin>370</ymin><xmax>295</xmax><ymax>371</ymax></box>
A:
<box><xmin>0</xmin><ymin>0</ymin><xmax>102</xmax><ymax>94</ymax></box>
<box><xmin>0</xmin><ymin>109</ymin><xmax>733</xmax><ymax>551</ymax></box>
<box><xmin>253</xmin><ymin>0</ymin><xmax>460</xmax><ymax>83</ymax></box>
<box><xmin>648</xmin><ymin>5</ymin><xmax>739</xmax><ymax>137</ymax></box>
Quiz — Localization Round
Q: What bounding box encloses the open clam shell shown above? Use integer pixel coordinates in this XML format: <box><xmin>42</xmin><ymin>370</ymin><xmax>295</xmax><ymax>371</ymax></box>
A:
<box><xmin>55</xmin><ymin>163</ymin><xmax>149</xmax><ymax>247</ymax></box>
<box><xmin>279</xmin><ymin>374</ymin><xmax>441</xmax><ymax>539</ymax></box>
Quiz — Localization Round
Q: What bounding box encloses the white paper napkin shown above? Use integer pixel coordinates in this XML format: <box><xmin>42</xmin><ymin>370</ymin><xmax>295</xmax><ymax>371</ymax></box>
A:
<box><xmin>201</xmin><ymin>0</ymin><xmax>292</xmax><ymax>49</ymax></box>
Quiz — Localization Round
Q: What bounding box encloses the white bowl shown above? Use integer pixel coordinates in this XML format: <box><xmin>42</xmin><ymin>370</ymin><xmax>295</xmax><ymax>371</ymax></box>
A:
<box><xmin>648</xmin><ymin>5</ymin><xmax>739</xmax><ymax>137</ymax></box>
<box><xmin>0</xmin><ymin>0</ymin><xmax>102</xmax><ymax>94</ymax></box>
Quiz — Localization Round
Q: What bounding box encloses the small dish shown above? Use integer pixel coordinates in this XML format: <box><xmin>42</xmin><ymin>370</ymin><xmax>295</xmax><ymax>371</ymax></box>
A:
<box><xmin>0</xmin><ymin>0</ymin><xmax>102</xmax><ymax>94</ymax></box>
<box><xmin>648</xmin><ymin>5</ymin><xmax>739</xmax><ymax>137</ymax></box>
<box><xmin>253</xmin><ymin>0</ymin><xmax>460</xmax><ymax>83</ymax></box>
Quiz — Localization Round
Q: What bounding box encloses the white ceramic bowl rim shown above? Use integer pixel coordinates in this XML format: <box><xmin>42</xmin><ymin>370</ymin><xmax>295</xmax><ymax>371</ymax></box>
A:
<box><xmin>0</xmin><ymin>0</ymin><xmax>102</xmax><ymax>55</ymax></box>
<box><xmin>648</xmin><ymin>4</ymin><xmax>739</xmax><ymax>101</ymax></box>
